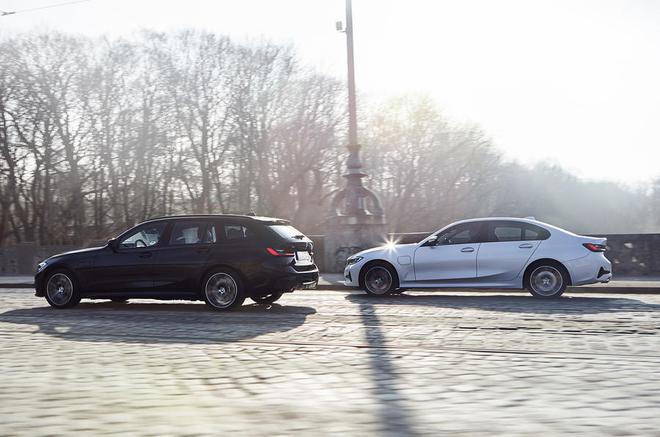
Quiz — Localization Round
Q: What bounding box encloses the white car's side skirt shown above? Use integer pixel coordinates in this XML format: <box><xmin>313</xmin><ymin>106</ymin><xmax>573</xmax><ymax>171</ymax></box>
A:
<box><xmin>399</xmin><ymin>280</ymin><xmax>524</xmax><ymax>289</ymax></box>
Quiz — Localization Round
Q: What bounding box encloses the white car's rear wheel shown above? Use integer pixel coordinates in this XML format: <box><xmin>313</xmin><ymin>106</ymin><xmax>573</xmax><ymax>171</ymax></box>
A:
<box><xmin>528</xmin><ymin>265</ymin><xmax>567</xmax><ymax>298</ymax></box>
<box><xmin>363</xmin><ymin>264</ymin><xmax>396</xmax><ymax>296</ymax></box>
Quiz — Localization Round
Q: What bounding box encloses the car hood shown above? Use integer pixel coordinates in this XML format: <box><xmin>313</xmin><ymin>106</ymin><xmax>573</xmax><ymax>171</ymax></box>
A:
<box><xmin>354</xmin><ymin>243</ymin><xmax>417</xmax><ymax>260</ymax></box>
<box><xmin>48</xmin><ymin>245</ymin><xmax>106</xmax><ymax>261</ymax></box>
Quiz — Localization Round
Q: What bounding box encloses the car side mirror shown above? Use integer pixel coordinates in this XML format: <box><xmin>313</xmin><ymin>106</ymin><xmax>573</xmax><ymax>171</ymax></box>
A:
<box><xmin>422</xmin><ymin>235</ymin><xmax>439</xmax><ymax>247</ymax></box>
<box><xmin>107</xmin><ymin>238</ymin><xmax>118</xmax><ymax>251</ymax></box>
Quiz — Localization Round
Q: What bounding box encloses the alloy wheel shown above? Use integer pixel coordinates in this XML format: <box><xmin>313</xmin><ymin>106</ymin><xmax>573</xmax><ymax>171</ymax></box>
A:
<box><xmin>205</xmin><ymin>273</ymin><xmax>238</xmax><ymax>309</ymax></box>
<box><xmin>46</xmin><ymin>273</ymin><xmax>74</xmax><ymax>306</ymax></box>
<box><xmin>530</xmin><ymin>266</ymin><xmax>563</xmax><ymax>296</ymax></box>
<box><xmin>364</xmin><ymin>266</ymin><xmax>393</xmax><ymax>295</ymax></box>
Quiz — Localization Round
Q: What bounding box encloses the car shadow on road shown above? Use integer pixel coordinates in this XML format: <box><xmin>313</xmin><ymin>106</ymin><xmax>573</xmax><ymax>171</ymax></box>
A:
<box><xmin>0</xmin><ymin>301</ymin><xmax>316</xmax><ymax>344</ymax></box>
<box><xmin>345</xmin><ymin>292</ymin><xmax>660</xmax><ymax>314</ymax></box>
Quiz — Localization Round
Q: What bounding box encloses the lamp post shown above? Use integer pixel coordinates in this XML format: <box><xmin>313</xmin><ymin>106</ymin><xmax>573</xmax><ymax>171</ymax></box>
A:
<box><xmin>324</xmin><ymin>0</ymin><xmax>385</xmax><ymax>272</ymax></box>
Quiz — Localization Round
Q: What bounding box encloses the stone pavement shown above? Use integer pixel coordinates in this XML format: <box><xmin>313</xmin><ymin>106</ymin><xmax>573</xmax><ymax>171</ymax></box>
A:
<box><xmin>1</xmin><ymin>287</ymin><xmax>660</xmax><ymax>435</ymax></box>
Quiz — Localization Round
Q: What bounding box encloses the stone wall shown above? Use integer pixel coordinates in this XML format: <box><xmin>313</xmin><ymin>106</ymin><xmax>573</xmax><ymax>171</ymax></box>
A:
<box><xmin>2</xmin><ymin>233</ymin><xmax>658</xmax><ymax>276</ymax></box>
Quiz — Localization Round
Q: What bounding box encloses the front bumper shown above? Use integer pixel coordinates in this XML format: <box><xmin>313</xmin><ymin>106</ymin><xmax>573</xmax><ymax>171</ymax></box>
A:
<box><xmin>34</xmin><ymin>271</ymin><xmax>46</xmax><ymax>297</ymax></box>
<box><xmin>343</xmin><ymin>263</ymin><xmax>362</xmax><ymax>287</ymax></box>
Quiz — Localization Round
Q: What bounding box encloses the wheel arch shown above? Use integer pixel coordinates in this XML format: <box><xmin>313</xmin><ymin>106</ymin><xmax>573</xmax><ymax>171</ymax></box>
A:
<box><xmin>358</xmin><ymin>259</ymin><xmax>400</xmax><ymax>290</ymax></box>
<box><xmin>42</xmin><ymin>265</ymin><xmax>80</xmax><ymax>289</ymax></box>
<box><xmin>523</xmin><ymin>258</ymin><xmax>572</xmax><ymax>286</ymax></box>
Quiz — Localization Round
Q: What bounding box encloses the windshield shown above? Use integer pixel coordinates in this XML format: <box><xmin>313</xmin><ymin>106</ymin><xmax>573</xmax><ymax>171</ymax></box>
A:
<box><xmin>269</xmin><ymin>225</ymin><xmax>308</xmax><ymax>241</ymax></box>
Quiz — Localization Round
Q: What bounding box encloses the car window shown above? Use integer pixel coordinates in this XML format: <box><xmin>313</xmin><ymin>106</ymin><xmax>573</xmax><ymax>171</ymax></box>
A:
<box><xmin>222</xmin><ymin>224</ymin><xmax>255</xmax><ymax>241</ymax></box>
<box><xmin>437</xmin><ymin>223</ymin><xmax>482</xmax><ymax>245</ymax></box>
<box><xmin>269</xmin><ymin>225</ymin><xmax>306</xmax><ymax>240</ymax></box>
<box><xmin>524</xmin><ymin>224</ymin><xmax>550</xmax><ymax>241</ymax></box>
<box><xmin>203</xmin><ymin>224</ymin><xmax>217</xmax><ymax>243</ymax></box>
<box><xmin>169</xmin><ymin>221</ymin><xmax>211</xmax><ymax>245</ymax></box>
<box><xmin>119</xmin><ymin>222</ymin><xmax>167</xmax><ymax>249</ymax></box>
<box><xmin>493</xmin><ymin>225</ymin><xmax>523</xmax><ymax>242</ymax></box>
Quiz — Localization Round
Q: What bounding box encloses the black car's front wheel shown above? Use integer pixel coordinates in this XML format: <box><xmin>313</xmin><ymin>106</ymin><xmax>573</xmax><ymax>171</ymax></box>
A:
<box><xmin>202</xmin><ymin>269</ymin><xmax>246</xmax><ymax>311</ymax></box>
<box><xmin>44</xmin><ymin>270</ymin><xmax>81</xmax><ymax>309</ymax></box>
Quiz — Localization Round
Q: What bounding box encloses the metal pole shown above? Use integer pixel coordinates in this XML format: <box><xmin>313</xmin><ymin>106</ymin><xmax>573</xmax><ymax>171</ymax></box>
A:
<box><xmin>346</xmin><ymin>0</ymin><xmax>358</xmax><ymax>147</ymax></box>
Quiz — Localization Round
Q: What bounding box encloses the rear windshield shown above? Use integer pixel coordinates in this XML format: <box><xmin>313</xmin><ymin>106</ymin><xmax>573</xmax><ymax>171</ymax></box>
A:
<box><xmin>269</xmin><ymin>225</ymin><xmax>308</xmax><ymax>241</ymax></box>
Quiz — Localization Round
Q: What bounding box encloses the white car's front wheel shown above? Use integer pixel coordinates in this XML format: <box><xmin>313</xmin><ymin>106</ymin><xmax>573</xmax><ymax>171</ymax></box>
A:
<box><xmin>362</xmin><ymin>263</ymin><xmax>397</xmax><ymax>296</ymax></box>
<box><xmin>527</xmin><ymin>264</ymin><xmax>568</xmax><ymax>298</ymax></box>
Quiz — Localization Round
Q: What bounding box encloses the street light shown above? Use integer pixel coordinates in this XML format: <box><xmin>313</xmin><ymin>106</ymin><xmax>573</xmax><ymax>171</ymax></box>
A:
<box><xmin>324</xmin><ymin>0</ymin><xmax>385</xmax><ymax>273</ymax></box>
<box><xmin>330</xmin><ymin>0</ymin><xmax>383</xmax><ymax>218</ymax></box>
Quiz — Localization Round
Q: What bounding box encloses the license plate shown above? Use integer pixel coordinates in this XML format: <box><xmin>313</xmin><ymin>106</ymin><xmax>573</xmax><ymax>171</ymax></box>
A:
<box><xmin>296</xmin><ymin>251</ymin><xmax>312</xmax><ymax>263</ymax></box>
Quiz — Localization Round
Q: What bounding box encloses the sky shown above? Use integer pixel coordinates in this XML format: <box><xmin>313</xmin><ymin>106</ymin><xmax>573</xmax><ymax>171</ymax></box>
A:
<box><xmin>1</xmin><ymin>0</ymin><xmax>659</xmax><ymax>186</ymax></box>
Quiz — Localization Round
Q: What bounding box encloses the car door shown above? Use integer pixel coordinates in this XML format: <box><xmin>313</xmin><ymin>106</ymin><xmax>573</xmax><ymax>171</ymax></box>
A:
<box><xmin>89</xmin><ymin>221</ymin><xmax>168</xmax><ymax>292</ymax></box>
<box><xmin>413</xmin><ymin>222</ymin><xmax>484</xmax><ymax>281</ymax></box>
<box><xmin>477</xmin><ymin>221</ymin><xmax>543</xmax><ymax>281</ymax></box>
<box><xmin>152</xmin><ymin>220</ymin><xmax>216</xmax><ymax>292</ymax></box>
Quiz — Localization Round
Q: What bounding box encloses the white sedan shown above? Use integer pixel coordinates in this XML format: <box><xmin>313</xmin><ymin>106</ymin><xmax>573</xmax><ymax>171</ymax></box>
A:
<box><xmin>343</xmin><ymin>217</ymin><xmax>612</xmax><ymax>298</ymax></box>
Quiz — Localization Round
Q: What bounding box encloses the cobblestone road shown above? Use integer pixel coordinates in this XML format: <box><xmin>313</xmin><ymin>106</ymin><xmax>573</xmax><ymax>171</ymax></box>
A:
<box><xmin>1</xmin><ymin>288</ymin><xmax>659</xmax><ymax>436</ymax></box>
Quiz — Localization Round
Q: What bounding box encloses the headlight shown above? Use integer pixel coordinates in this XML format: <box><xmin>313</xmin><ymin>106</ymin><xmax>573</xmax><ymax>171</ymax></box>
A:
<box><xmin>36</xmin><ymin>261</ymin><xmax>48</xmax><ymax>273</ymax></box>
<box><xmin>346</xmin><ymin>256</ymin><xmax>363</xmax><ymax>266</ymax></box>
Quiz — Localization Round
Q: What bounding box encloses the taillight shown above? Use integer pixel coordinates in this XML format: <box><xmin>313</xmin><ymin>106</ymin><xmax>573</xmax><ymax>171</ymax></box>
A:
<box><xmin>266</xmin><ymin>247</ymin><xmax>295</xmax><ymax>257</ymax></box>
<box><xmin>583</xmin><ymin>243</ymin><xmax>606</xmax><ymax>252</ymax></box>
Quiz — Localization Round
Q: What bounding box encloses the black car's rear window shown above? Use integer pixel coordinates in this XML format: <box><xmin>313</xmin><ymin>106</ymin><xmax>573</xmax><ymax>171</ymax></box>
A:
<box><xmin>269</xmin><ymin>225</ymin><xmax>307</xmax><ymax>241</ymax></box>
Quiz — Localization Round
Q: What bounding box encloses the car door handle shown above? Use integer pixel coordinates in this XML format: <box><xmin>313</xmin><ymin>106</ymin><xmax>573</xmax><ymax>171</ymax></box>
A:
<box><xmin>196</xmin><ymin>247</ymin><xmax>211</xmax><ymax>254</ymax></box>
<box><xmin>461</xmin><ymin>247</ymin><xmax>475</xmax><ymax>252</ymax></box>
<box><xmin>139</xmin><ymin>252</ymin><xmax>152</xmax><ymax>258</ymax></box>
<box><xmin>518</xmin><ymin>243</ymin><xmax>534</xmax><ymax>249</ymax></box>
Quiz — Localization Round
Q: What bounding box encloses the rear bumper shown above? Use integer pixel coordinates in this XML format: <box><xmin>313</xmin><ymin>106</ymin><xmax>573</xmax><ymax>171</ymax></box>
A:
<box><xmin>565</xmin><ymin>253</ymin><xmax>613</xmax><ymax>286</ymax></box>
<box><xmin>262</xmin><ymin>260</ymin><xmax>319</xmax><ymax>292</ymax></box>
<box><xmin>272</xmin><ymin>270</ymin><xmax>319</xmax><ymax>291</ymax></box>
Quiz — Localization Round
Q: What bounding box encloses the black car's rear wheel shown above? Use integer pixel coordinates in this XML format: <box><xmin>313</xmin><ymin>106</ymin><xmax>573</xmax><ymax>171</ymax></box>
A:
<box><xmin>202</xmin><ymin>269</ymin><xmax>245</xmax><ymax>311</ymax></box>
<box><xmin>251</xmin><ymin>292</ymin><xmax>283</xmax><ymax>305</ymax></box>
<box><xmin>45</xmin><ymin>270</ymin><xmax>81</xmax><ymax>309</ymax></box>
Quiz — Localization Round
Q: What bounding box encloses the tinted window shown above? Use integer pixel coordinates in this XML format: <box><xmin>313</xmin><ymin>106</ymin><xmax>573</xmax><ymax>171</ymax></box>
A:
<box><xmin>223</xmin><ymin>224</ymin><xmax>255</xmax><ymax>241</ymax></box>
<box><xmin>487</xmin><ymin>221</ymin><xmax>550</xmax><ymax>242</ymax></box>
<box><xmin>524</xmin><ymin>224</ymin><xmax>550</xmax><ymax>240</ymax></box>
<box><xmin>437</xmin><ymin>222</ymin><xmax>483</xmax><ymax>245</ymax></box>
<box><xmin>119</xmin><ymin>222</ymin><xmax>167</xmax><ymax>249</ymax></box>
<box><xmin>493</xmin><ymin>225</ymin><xmax>523</xmax><ymax>242</ymax></box>
<box><xmin>269</xmin><ymin>225</ymin><xmax>306</xmax><ymax>241</ymax></box>
<box><xmin>169</xmin><ymin>221</ymin><xmax>211</xmax><ymax>245</ymax></box>
<box><xmin>203</xmin><ymin>224</ymin><xmax>217</xmax><ymax>243</ymax></box>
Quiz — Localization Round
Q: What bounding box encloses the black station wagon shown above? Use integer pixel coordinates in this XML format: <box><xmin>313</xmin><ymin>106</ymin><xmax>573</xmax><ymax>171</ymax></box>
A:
<box><xmin>34</xmin><ymin>215</ymin><xmax>319</xmax><ymax>310</ymax></box>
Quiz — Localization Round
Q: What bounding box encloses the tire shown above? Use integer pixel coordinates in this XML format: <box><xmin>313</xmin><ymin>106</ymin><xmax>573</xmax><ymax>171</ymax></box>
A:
<box><xmin>250</xmin><ymin>292</ymin><xmax>283</xmax><ymax>305</ymax></box>
<box><xmin>362</xmin><ymin>262</ymin><xmax>397</xmax><ymax>296</ymax></box>
<box><xmin>202</xmin><ymin>268</ymin><xmax>246</xmax><ymax>311</ymax></box>
<box><xmin>44</xmin><ymin>270</ymin><xmax>81</xmax><ymax>309</ymax></box>
<box><xmin>526</xmin><ymin>263</ymin><xmax>568</xmax><ymax>298</ymax></box>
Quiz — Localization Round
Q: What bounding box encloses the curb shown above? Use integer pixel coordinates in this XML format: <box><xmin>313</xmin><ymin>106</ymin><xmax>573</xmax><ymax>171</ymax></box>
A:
<box><xmin>313</xmin><ymin>283</ymin><xmax>660</xmax><ymax>294</ymax></box>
